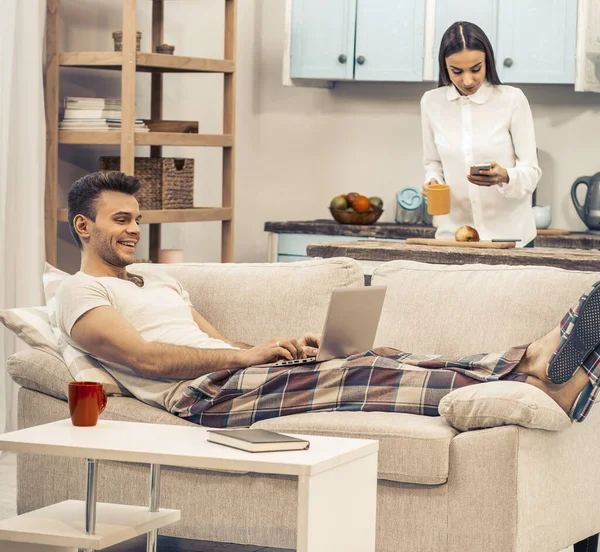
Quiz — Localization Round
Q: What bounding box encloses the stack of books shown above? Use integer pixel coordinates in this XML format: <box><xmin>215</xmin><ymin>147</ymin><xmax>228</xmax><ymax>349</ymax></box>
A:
<box><xmin>59</xmin><ymin>97</ymin><xmax>149</xmax><ymax>132</ymax></box>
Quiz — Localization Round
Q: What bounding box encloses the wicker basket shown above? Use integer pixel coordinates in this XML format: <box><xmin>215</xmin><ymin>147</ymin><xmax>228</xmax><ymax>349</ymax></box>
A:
<box><xmin>156</xmin><ymin>44</ymin><xmax>175</xmax><ymax>55</ymax></box>
<box><xmin>99</xmin><ymin>157</ymin><xmax>194</xmax><ymax>210</ymax></box>
<box><xmin>112</xmin><ymin>31</ymin><xmax>142</xmax><ymax>52</ymax></box>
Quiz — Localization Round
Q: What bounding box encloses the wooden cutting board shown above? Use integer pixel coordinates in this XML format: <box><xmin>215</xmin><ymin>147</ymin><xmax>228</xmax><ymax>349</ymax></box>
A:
<box><xmin>536</xmin><ymin>228</ymin><xmax>571</xmax><ymax>235</ymax></box>
<box><xmin>406</xmin><ymin>238</ymin><xmax>516</xmax><ymax>249</ymax></box>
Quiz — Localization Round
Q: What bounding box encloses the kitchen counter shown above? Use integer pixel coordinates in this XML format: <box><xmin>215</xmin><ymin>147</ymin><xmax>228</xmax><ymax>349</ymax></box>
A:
<box><xmin>306</xmin><ymin>240</ymin><xmax>600</xmax><ymax>272</ymax></box>
<box><xmin>264</xmin><ymin>220</ymin><xmax>600</xmax><ymax>250</ymax></box>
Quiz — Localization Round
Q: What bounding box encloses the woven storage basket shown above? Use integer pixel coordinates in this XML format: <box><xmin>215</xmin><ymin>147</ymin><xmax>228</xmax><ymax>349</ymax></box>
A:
<box><xmin>99</xmin><ymin>157</ymin><xmax>194</xmax><ymax>210</ymax></box>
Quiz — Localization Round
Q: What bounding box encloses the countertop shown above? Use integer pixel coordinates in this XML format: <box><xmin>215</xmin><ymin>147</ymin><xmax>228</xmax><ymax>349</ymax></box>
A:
<box><xmin>306</xmin><ymin>240</ymin><xmax>600</xmax><ymax>272</ymax></box>
<box><xmin>264</xmin><ymin>220</ymin><xmax>600</xmax><ymax>250</ymax></box>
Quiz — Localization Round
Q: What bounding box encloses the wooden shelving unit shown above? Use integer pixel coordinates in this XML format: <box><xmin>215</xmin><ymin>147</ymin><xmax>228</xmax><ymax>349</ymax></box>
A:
<box><xmin>45</xmin><ymin>0</ymin><xmax>237</xmax><ymax>264</ymax></box>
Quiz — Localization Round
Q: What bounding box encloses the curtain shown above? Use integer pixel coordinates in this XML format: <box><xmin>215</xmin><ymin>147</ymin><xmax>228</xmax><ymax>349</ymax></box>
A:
<box><xmin>0</xmin><ymin>0</ymin><xmax>46</xmax><ymax>436</ymax></box>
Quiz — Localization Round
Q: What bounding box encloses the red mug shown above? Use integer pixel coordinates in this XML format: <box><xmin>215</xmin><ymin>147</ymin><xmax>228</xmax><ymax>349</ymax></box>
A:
<box><xmin>68</xmin><ymin>381</ymin><xmax>107</xmax><ymax>427</ymax></box>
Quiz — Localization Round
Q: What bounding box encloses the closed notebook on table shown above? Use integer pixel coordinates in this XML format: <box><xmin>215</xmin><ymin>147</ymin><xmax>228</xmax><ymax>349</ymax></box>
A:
<box><xmin>207</xmin><ymin>429</ymin><xmax>310</xmax><ymax>453</ymax></box>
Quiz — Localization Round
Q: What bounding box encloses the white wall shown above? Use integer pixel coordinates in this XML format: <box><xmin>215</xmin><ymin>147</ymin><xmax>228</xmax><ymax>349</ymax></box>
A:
<box><xmin>56</xmin><ymin>0</ymin><xmax>600</xmax><ymax>272</ymax></box>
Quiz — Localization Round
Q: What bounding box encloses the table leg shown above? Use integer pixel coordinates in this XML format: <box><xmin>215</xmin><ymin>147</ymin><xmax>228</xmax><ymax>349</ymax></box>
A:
<box><xmin>146</xmin><ymin>463</ymin><xmax>161</xmax><ymax>552</ymax></box>
<box><xmin>296</xmin><ymin>452</ymin><xmax>378</xmax><ymax>552</ymax></box>
<box><xmin>82</xmin><ymin>458</ymin><xmax>98</xmax><ymax>552</ymax></box>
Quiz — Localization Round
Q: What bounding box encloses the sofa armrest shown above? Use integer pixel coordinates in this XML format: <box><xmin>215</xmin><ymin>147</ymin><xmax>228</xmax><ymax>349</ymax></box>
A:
<box><xmin>8</xmin><ymin>349</ymin><xmax>72</xmax><ymax>401</ymax></box>
<box><xmin>446</xmin><ymin>408</ymin><xmax>600</xmax><ymax>552</ymax></box>
<box><xmin>447</xmin><ymin>425</ymin><xmax>519</xmax><ymax>552</ymax></box>
<box><xmin>514</xmin><ymin>406</ymin><xmax>600</xmax><ymax>551</ymax></box>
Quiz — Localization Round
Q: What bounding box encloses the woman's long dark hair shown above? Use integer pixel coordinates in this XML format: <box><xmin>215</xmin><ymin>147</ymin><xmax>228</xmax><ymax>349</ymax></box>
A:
<box><xmin>438</xmin><ymin>21</ymin><xmax>501</xmax><ymax>87</ymax></box>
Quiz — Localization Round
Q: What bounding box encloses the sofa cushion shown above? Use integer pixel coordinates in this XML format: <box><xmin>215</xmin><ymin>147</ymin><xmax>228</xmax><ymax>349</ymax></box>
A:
<box><xmin>439</xmin><ymin>381</ymin><xmax>572</xmax><ymax>432</ymax></box>
<box><xmin>134</xmin><ymin>257</ymin><xmax>364</xmax><ymax>344</ymax></box>
<box><xmin>372</xmin><ymin>261</ymin><xmax>600</xmax><ymax>355</ymax></box>
<box><xmin>251</xmin><ymin>411</ymin><xmax>458</xmax><ymax>485</ymax></box>
<box><xmin>7</xmin><ymin>349</ymin><xmax>73</xmax><ymax>401</ymax></box>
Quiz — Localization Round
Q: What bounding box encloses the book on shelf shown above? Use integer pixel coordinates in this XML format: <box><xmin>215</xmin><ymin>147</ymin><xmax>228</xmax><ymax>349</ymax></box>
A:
<box><xmin>60</xmin><ymin>119</ymin><xmax>146</xmax><ymax>125</ymax></box>
<box><xmin>58</xmin><ymin>119</ymin><xmax>150</xmax><ymax>132</ymax></box>
<box><xmin>64</xmin><ymin>97</ymin><xmax>123</xmax><ymax>109</ymax></box>
<box><xmin>60</xmin><ymin>97</ymin><xmax>149</xmax><ymax>132</ymax></box>
<box><xmin>59</xmin><ymin>123</ymin><xmax>150</xmax><ymax>132</ymax></box>
<box><xmin>63</xmin><ymin>108</ymin><xmax>124</xmax><ymax>119</ymax></box>
<box><xmin>207</xmin><ymin>429</ymin><xmax>311</xmax><ymax>453</ymax></box>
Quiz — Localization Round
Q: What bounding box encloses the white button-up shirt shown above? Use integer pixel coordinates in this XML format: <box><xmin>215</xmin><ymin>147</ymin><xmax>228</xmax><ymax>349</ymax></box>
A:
<box><xmin>421</xmin><ymin>81</ymin><xmax>542</xmax><ymax>246</ymax></box>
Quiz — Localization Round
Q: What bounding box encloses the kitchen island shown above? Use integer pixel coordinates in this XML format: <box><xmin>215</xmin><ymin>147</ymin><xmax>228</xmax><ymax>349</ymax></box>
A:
<box><xmin>306</xmin><ymin>240</ymin><xmax>600</xmax><ymax>272</ymax></box>
<box><xmin>265</xmin><ymin>220</ymin><xmax>600</xmax><ymax>265</ymax></box>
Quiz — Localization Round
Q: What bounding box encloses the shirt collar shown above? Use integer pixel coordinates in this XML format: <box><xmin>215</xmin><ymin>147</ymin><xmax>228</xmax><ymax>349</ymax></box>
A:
<box><xmin>446</xmin><ymin>80</ymin><xmax>493</xmax><ymax>104</ymax></box>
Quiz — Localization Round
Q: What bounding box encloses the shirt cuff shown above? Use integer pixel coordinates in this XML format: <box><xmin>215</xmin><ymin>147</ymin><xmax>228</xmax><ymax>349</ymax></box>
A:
<box><xmin>424</xmin><ymin>172</ymin><xmax>445</xmax><ymax>185</ymax></box>
<box><xmin>498</xmin><ymin>168</ymin><xmax>518</xmax><ymax>193</ymax></box>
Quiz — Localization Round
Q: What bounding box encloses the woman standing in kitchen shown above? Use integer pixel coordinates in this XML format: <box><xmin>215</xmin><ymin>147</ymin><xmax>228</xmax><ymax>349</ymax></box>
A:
<box><xmin>421</xmin><ymin>21</ymin><xmax>541</xmax><ymax>246</ymax></box>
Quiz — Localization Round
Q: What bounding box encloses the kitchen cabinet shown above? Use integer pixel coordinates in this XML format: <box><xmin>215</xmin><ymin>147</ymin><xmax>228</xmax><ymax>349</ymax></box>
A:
<box><xmin>290</xmin><ymin>0</ymin><xmax>425</xmax><ymax>82</ymax></box>
<box><xmin>575</xmin><ymin>0</ymin><xmax>600</xmax><ymax>93</ymax></box>
<box><xmin>290</xmin><ymin>0</ymin><xmax>356</xmax><ymax>80</ymax></box>
<box><xmin>354</xmin><ymin>0</ymin><xmax>425</xmax><ymax>82</ymax></box>
<box><xmin>432</xmin><ymin>0</ymin><xmax>577</xmax><ymax>84</ymax></box>
<box><xmin>289</xmin><ymin>0</ymin><xmax>580</xmax><ymax>85</ymax></box>
<box><xmin>497</xmin><ymin>0</ymin><xmax>577</xmax><ymax>84</ymax></box>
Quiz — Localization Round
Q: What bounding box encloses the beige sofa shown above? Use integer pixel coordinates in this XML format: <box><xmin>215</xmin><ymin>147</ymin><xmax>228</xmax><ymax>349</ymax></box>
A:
<box><xmin>7</xmin><ymin>257</ymin><xmax>600</xmax><ymax>552</ymax></box>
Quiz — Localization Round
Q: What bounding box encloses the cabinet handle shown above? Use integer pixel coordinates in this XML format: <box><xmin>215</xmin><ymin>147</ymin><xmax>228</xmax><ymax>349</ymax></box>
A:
<box><xmin>356</xmin><ymin>56</ymin><xmax>366</xmax><ymax>65</ymax></box>
<box><xmin>503</xmin><ymin>58</ymin><xmax>514</xmax><ymax>68</ymax></box>
<box><xmin>338</xmin><ymin>54</ymin><xmax>347</xmax><ymax>64</ymax></box>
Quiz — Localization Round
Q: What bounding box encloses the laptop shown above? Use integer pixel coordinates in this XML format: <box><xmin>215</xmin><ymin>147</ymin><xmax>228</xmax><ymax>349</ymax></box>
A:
<box><xmin>256</xmin><ymin>285</ymin><xmax>387</xmax><ymax>368</ymax></box>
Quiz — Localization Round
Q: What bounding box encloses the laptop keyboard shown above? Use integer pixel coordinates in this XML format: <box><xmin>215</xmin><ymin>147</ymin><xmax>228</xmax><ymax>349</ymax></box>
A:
<box><xmin>274</xmin><ymin>356</ymin><xmax>317</xmax><ymax>367</ymax></box>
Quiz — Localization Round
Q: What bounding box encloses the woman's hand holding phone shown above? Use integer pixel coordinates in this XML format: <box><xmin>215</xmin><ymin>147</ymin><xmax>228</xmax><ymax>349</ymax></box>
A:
<box><xmin>467</xmin><ymin>161</ymin><xmax>509</xmax><ymax>187</ymax></box>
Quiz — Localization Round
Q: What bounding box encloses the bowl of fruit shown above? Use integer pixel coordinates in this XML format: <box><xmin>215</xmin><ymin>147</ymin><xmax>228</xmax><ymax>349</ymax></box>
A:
<box><xmin>329</xmin><ymin>193</ymin><xmax>384</xmax><ymax>225</ymax></box>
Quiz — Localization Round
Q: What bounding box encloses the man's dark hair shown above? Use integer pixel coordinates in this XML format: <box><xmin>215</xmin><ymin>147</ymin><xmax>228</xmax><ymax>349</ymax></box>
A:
<box><xmin>438</xmin><ymin>21</ymin><xmax>501</xmax><ymax>88</ymax></box>
<box><xmin>67</xmin><ymin>171</ymin><xmax>141</xmax><ymax>248</ymax></box>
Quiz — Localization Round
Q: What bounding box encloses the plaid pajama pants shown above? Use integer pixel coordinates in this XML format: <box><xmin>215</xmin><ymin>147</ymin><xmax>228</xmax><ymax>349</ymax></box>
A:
<box><xmin>171</xmin><ymin>346</ymin><xmax>529</xmax><ymax>428</ymax></box>
<box><xmin>167</xmin><ymin>281</ymin><xmax>600</xmax><ymax>427</ymax></box>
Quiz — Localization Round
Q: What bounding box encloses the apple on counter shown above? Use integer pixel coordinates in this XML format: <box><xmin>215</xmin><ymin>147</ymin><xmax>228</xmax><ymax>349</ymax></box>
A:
<box><xmin>455</xmin><ymin>225</ymin><xmax>480</xmax><ymax>242</ymax></box>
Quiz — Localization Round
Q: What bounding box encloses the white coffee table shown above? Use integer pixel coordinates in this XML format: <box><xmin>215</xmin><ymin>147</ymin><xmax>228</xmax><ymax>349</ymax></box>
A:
<box><xmin>0</xmin><ymin>419</ymin><xmax>379</xmax><ymax>552</ymax></box>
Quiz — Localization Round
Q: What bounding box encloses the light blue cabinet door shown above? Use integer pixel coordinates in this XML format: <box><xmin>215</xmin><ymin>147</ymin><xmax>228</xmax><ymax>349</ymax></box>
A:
<box><xmin>290</xmin><ymin>0</ymin><xmax>357</xmax><ymax>80</ymax></box>
<box><xmin>497</xmin><ymin>0</ymin><xmax>577</xmax><ymax>84</ymax></box>
<box><xmin>354</xmin><ymin>0</ymin><xmax>425</xmax><ymax>81</ymax></box>
<box><xmin>433</xmin><ymin>0</ymin><xmax>499</xmax><ymax>82</ymax></box>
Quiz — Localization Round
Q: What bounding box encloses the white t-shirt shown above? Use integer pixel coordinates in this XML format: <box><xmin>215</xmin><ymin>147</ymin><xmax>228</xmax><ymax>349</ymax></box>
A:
<box><xmin>56</xmin><ymin>266</ymin><xmax>235</xmax><ymax>410</ymax></box>
<box><xmin>421</xmin><ymin>81</ymin><xmax>542</xmax><ymax>246</ymax></box>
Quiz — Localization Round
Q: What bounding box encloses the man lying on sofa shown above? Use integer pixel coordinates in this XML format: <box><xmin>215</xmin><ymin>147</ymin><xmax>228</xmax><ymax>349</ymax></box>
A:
<box><xmin>56</xmin><ymin>171</ymin><xmax>600</xmax><ymax>428</ymax></box>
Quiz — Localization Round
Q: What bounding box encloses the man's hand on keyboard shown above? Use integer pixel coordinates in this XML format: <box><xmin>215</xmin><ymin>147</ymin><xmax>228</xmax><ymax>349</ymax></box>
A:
<box><xmin>299</xmin><ymin>332</ymin><xmax>321</xmax><ymax>358</ymax></box>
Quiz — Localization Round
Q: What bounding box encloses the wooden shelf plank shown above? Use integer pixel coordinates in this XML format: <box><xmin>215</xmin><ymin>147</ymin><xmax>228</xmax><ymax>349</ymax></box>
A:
<box><xmin>135</xmin><ymin>132</ymin><xmax>233</xmax><ymax>147</ymax></box>
<box><xmin>58</xmin><ymin>131</ymin><xmax>233</xmax><ymax>147</ymax></box>
<box><xmin>58</xmin><ymin>131</ymin><xmax>121</xmax><ymax>144</ymax></box>
<box><xmin>58</xmin><ymin>207</ymin><xmax>233</xmax><ymax>224</ymax></box>
<box><xmin>60</xmin><ymin>52</ymin><xmax>234</xmax><ymax>73</ymax></box>
<box><xmin>0</xmin><ymin>500</ymin><xmax>179</xmax><ymax>549</ymax></box>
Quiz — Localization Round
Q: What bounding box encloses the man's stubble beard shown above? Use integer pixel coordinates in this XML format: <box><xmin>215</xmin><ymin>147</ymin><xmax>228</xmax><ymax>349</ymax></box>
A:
<box><xmin>92</xmin><ymin>229</ymin><xmax>130</xmax><ymax>269</ymax></box>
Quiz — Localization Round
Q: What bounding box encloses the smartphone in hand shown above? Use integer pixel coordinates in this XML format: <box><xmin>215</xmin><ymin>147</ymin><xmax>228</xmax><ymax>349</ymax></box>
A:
<box><xmin>469</xmin><ymin>163</ymin><xmax>492</xmax><ymax>175</ymax></box>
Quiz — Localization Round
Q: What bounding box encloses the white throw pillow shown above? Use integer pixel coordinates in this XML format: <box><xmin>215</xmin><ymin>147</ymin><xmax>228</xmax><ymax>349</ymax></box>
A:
<box><xmin>438</xmin><ymin>381</ymin><xmax>572</xmax><ymax>432</ymax></box>
<box><xmin>43</xmin><ymin>263</ymin><xmax>128</xmax><ymax>397</ymax></box>
<box><xmin>0</xmin><ymin>306</ymin><xmax>62</xmax><ymax>360</ymax></box>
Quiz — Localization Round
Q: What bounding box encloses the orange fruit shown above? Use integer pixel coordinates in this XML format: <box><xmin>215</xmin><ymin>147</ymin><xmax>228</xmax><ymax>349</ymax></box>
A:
<box><xmin>353</xmin><ymin>195</ymin><xmax>371</xmax><ymax>212</ymax></box>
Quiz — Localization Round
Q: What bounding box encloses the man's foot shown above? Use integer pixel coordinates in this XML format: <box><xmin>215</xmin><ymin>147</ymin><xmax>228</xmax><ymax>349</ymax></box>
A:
<box><xmin>524</xmin><ymin>370</ymin><xmax>589</xmax><ymax>416</ymax></box>
<box><xmin>515</xmin><ymin>326</ymin><xmax>561</xmax><ymax>383</ymax></box>
<box><xmin>515</xmin><ymin>326</ymin><xmax>589</xmax><ymax>416</ymax></box>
